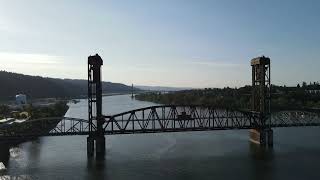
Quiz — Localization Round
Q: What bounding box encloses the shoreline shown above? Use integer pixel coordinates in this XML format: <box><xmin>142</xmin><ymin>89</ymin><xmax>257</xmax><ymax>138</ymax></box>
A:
<box><xmin>0</xmin><ymin>92</ymin><xmax>136</xmax><ymax>106</ymax></box>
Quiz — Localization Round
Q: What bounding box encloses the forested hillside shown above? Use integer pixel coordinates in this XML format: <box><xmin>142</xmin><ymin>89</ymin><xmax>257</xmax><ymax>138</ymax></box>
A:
<box><xmin>136</xmin><ymin>83</ymin><xmax>320</xmax><ymax>111</ymax></box>
<box><xmin>0</xmin><ymin>71</ymin><xmax>139</xmax><ymax>100</ymax></box>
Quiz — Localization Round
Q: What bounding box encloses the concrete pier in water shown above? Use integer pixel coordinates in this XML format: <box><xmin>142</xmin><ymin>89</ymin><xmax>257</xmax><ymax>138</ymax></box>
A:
<box><xmin>249</xmin><ymin>129</ymin><xmax>273</xmax><ymax>148</ymax></box>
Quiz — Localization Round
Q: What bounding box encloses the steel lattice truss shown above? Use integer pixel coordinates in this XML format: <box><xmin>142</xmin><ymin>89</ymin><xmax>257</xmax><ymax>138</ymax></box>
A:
<box><xmin>103</xmin><ymin>105</ymin><xmax>262</xmax><ymax>134</ymax></box>
<box><xmin>104</xmin><ymin>106</ymin><xmax>320</xmax><ymax>133</ymax></box>
<box><xmin>0</xmin><ymin>117</ymin><xmax>89</xmax><ymax>138</ymax></box>
<box><xmin>1</xmin><ymin>106</ymin><xmax>320</xmax><ymax>138</ymax></box>
<box><xmin>271</xmin><ymin>110</ymin><xmax>320</xmax><ymax>127</ymax></box>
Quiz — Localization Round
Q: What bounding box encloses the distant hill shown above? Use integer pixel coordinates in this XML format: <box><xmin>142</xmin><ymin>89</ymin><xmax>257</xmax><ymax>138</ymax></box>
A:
<box><xmin>0</xmin><ymin>71</ymin><xmax>139</xmax><ymax>100</ymax></box>
<box><xmin>135</xmin><ymin>85</ymin><xmax>192</xmax><ymax>92</ymax></box>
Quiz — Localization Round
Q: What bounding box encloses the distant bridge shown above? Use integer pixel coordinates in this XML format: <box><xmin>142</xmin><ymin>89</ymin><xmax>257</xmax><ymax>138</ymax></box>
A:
<box><xmin>1</xmin><ymin>105</ymin><xmax>320</xmax><ymax>139</ymax></box>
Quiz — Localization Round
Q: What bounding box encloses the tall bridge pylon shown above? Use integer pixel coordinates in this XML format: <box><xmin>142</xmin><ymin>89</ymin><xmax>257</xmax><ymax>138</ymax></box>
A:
<box><xmin>87</xmin><ymin>54</ymin><xmax>105</xmax><ymax>158</ymax></box>
<box><xmin>250</xmin><ymin>56</ymin><xmax>273</xmax><ymax>147</ymax></box>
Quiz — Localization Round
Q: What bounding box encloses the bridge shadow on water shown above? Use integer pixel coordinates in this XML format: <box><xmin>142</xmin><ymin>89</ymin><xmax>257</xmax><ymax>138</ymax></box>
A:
<box><xmin>86</xmin><ymin>156</ymin><xmax>107</xmax><ymax>180</ymax></box>
<box><xmin>249</xmin><ymin>143</ymin><xmax>274</xmax><ymax>160</ymax></box>
<box><xmin>249</xmin><ymin>143</ymin><xmax>275</xmax><ymax>180</ymax></box>
<box><xmin>82</xmin><ymin>141</ymin><xmax>277</xmax><ymax>180</ymax></box>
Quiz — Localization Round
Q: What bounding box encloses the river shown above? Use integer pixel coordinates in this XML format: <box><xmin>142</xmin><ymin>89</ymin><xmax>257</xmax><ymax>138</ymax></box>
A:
<box><xmin>1</xmin><ymin>94</ymin><xmax>320</xmax><ymax>180</ymax></box>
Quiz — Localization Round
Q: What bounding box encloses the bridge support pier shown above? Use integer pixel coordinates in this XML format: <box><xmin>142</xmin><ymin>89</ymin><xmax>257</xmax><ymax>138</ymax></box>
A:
<box><xmin>87</xmin><ymin>136</ymin><xmax>105</xmax><ymax>158</ymax></box>
<box><xmin>250</xmin><ymin>128</ymin><xmax>273</xmax><ymax>148</ymax></box>
<box><xmin>95</xmin><ymin>136</ymin><xmax>105</xmax><ymax>158</ymax></box>
<box><xmin>0</xmin><ymin>143</ymin><xmax>10</xmax><ymax>163</ymax></box>
<box><xmin>87</xmin><ymin>137</ymin><xmax>95</xmax><ymax>157</ymax></box>
<box><xmin>267</xmin><ymin>129</ymin><xmax>273</xmax><ymax>147</ymax></box>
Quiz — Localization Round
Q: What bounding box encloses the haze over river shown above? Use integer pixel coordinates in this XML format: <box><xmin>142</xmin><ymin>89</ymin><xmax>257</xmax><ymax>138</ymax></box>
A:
<box><xmin>1</xmin><ymin>95</ymin><xmax>320</xmax><ymax>180</ymax></box>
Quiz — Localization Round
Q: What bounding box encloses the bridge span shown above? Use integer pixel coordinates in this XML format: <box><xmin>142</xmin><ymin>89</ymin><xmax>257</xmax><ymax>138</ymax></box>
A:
<box><xmin>1</xmin><ymin>105</ymin><xmax>320</xmax><ymax>139</ymax></box>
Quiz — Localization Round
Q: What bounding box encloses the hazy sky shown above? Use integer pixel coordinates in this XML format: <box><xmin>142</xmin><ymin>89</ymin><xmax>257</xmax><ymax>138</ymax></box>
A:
<box><xmin>0</xmin><ymin>0</ymin><xmax>319</xmax><ymax>88</ymax></box>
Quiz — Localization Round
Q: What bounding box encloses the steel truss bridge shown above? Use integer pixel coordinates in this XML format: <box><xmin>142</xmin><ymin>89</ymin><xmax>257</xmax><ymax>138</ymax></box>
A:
<box><xmin>1</xmin><ymin>105</ymin><xmax>320</xmax><ymax>139</ymax></box>
<box><xmin>1</xmin><ymin>55</ymin><xmax>319</xmax><ymax>157</ymax></box>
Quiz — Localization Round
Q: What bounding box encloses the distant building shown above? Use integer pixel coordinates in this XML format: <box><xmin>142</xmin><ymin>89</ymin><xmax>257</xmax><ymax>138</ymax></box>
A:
<box><xmin>15</xmin><ymin>94</ymin><xmax>27</xmax><ymax>106</ymax></box>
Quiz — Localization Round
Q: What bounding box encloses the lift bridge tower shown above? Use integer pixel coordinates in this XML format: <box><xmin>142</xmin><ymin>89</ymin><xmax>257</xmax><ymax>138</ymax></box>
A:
<box><xmin>250</xmin><ymin>56</ymin><xmax>273</xmax><ymax>147</ymax></box>
<box><xmin>87</xmin><ymin>54</ymin><xmax>105</xmax><ymax>158</ymax></box>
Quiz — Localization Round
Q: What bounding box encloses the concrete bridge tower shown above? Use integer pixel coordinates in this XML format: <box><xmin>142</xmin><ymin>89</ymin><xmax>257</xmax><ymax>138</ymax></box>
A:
<box><xmin>87</xmin><ymin>54</ymin><xmax>105</xmax><ymax>158</ymax></box>
<box><xmin>250</xmin><ymin>56</ymin><xmax>273</xmax><ymax>147</ymax></box>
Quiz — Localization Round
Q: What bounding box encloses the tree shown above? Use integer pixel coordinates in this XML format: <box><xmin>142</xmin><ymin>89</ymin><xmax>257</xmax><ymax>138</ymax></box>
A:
<box><xmin>297</xmin><ymin>84</ymin><xmax>301</xmax><ymax>88</ymax></box>
<box><xmin>302</xmin><ymin>82</ymin><xmax>307</xmax><ymax>88</ymax></box>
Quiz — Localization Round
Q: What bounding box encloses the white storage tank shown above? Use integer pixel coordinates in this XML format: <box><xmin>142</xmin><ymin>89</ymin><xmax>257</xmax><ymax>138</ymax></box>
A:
<box><xmin>15</xmin><ymin>94</ymin><xmax>27</xmax><ymax>105</ymax></box>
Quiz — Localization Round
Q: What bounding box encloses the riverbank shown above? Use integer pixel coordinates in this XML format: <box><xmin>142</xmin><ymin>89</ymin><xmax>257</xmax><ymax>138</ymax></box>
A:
<box><xmin>1</xmin><ymin>101</ymin><xmax>69</xmax><ymax>120</ymax></box>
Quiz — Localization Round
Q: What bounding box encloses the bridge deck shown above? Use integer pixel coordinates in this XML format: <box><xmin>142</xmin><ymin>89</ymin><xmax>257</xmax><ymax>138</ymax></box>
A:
<box><xmin>1</xmin><ymin>105</ymin><xmax>320</xmax><ymax>139</ymax></box>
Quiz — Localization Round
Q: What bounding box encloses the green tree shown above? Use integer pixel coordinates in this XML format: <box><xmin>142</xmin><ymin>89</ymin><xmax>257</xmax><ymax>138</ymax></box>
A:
<box><xmin>302</xmin><ymin>82</ymin><xmax>307</xmax><ymax>88</ymax></box>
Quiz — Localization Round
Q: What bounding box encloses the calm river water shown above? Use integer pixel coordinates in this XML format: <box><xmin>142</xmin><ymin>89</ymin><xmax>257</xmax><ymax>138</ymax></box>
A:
<box><xmin>1</xmin><ymin>94</ymin><xmax>320</xmax><ymax>180</ymax></box>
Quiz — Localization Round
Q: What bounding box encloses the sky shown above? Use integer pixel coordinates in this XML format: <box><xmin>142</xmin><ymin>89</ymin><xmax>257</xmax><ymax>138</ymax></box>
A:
<box><xmin>0</xmin><ymin>0</ymin><xmax>319</xmax><ymax>88</ymax></box>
